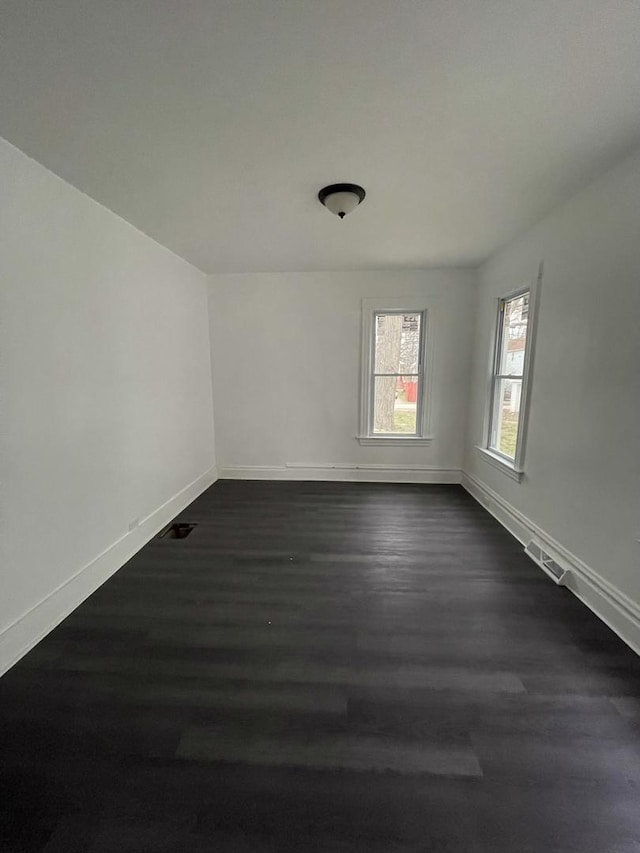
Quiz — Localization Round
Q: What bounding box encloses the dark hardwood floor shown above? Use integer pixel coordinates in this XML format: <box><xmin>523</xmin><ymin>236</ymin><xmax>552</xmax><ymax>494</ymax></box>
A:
<box><xmin>2</xmin><ymin>481</ymin><xmax>640</xmax><ymax>852</ymax></box>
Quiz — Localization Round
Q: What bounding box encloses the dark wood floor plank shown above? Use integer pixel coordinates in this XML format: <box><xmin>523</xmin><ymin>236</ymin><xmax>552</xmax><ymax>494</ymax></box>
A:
<box><xmin>2</xmin><ymin>480</ymin><xmax>640</xmax><ymax>852</ymax></box>
<box><xmin>176</xmin><ymin>726</ymin><xmax>482</xmax><ymax>776</ymax></box>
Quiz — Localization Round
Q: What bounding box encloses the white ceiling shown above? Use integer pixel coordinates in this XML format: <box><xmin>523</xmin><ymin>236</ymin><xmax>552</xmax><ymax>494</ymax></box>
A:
<box><xmin>2</xmin><ymin>1</ymin><xmax>640</xmax><ymax>273</ymax></box>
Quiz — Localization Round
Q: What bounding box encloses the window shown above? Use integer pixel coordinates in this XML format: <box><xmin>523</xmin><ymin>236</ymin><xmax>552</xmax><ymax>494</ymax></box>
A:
<box><xmin>359</xmin><ymin>301</ymin><xmax>432</xmax><ymax>444</ymax></box>
<box><xmin>487</xmin><ymin>288</ymin><xmax>532</xmax><ymax>471</ymax></box>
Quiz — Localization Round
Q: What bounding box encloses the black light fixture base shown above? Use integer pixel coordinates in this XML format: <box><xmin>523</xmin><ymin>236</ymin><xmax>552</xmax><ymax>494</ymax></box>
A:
<box><xmin>318</xmin><ymin>183</ymin><xmax>366</xmax><ymax>206</ymax></box>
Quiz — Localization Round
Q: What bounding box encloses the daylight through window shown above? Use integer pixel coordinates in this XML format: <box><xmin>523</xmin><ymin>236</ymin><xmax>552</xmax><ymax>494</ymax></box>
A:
<box><xmin>488</xmin><ymin>291</ymin><xmax>530</xmax><ymax>460</ymax></box>
<box><xmin>370</xmin><ymin>311</ymin><xmax>425</xmax><ymax>435</ymax></box>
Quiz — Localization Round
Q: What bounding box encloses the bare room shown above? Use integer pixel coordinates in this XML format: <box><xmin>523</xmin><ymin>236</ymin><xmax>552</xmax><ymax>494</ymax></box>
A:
<box><xmin>1</xmin><ymin>2</ymin><xmax>639</xmax><ymax>850</ymax></box>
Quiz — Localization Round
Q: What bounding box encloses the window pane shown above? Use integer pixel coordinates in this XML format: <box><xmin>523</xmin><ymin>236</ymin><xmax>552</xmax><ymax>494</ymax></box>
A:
<box><xmin>373</xmin><ymin>375</ymin><xmax>419</xmax><ymax>434</ymax></box>
<box><xmin>498</xmin><ymin>293</ymin><xmax>529</xmax><ymax>376</ymax></box>
<box><xmin>374</xmin><ymin>313</ymin><xmax>421</xmax><ymax>374</ymax></box>
<box><xmin>490</xmin><ymin>377</ymin><xmax>522</xmax><ymax>459</ymax></box>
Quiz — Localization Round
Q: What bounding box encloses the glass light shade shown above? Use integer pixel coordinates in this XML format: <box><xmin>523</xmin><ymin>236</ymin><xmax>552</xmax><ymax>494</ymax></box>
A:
<box><xmin>323</xmin><ymin>190</ymin><xmax>361</xmax><ymax>218</ymax></box>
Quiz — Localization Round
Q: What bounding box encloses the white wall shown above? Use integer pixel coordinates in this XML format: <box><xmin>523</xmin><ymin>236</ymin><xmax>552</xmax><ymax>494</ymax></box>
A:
<box><xmin>464</xmin><ymin>145</ymin><xmax>640</xmax><ymax>650</ymax></box>
<box><xmin>209</xmin><ymin>269</ymin><xmax>476</xmax><ymax>480</ymax></box>
<box><xmin>0</xmin><ymin>138</ymin><xmax>217</xmax><ymax>672</ymax></box>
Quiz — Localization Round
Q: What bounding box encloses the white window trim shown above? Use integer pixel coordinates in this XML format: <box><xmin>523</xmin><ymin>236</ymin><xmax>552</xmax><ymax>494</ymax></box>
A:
<box><xmin>475</xmin><ymin>445</ymin><xmax>525</xmax><ymax>481</ymax></box>
<box><xmin>477</xmin><ymin>264</ymin><xmax>542</xmax><ymax>480</ymax></box>
<box><xmin>357</xmin><ymin>297</ymin><xmax>435</xmax><ymax>445</ymax></box>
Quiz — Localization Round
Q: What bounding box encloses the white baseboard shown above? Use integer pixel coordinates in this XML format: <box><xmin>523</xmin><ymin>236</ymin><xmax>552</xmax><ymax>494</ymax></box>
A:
<box><xmin>462</xmin><ymin>471</ymin><xmax>640</xmax><ymax>656</ymax></box>
<box><xmin>0</xmin><ymin>466</ymin><xmax>218</xmax><ymax>677</ymax></box>
<box><xmin>220</xmin><ymin>463</ymin><xmax>462</xmax><ymax>484</ymax></box>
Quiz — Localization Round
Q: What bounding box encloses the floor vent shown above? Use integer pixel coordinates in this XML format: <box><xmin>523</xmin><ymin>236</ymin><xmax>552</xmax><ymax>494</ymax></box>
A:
<box><xmin>159</xmin><ymin>522</ymin><xmax>197</xmax><ymax>540</ymax></box>
<box><xmin>524</xmin><ymin>541</ymin><xmax>569</xmax><ymax>585</ymax></box>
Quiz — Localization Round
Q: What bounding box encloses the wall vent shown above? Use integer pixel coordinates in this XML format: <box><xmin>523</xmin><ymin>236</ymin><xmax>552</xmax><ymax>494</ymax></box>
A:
<box><xmin>159</xmin><ymin>522</ymin><xmax>197</xmax><ymax>540</ymax></box>
<box><xmin>524</xmin><ymin>540</ymin><xmax>569</xmax><ymax>585</ymax></box>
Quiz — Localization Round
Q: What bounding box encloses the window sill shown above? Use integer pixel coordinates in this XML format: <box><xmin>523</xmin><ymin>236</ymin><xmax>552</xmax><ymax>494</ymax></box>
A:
<box><xmin>357</xmin><ymin>435</ymin><xmax>434</xmax><ymax>446</ymax></box>
<box><xmin>475</xmin><ymin>446</ymin><xmax>524</xmax><ymax>482</ymax></box>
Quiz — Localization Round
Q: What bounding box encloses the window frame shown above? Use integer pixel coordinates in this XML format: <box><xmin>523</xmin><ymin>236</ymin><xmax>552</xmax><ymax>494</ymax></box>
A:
<box><xmin>478</xmin><ymin>270</ymin><xmax>541</xmax><ymax>480</ymax></box>
<box><xmin>358</xmin><ymin>298</ymin><xmax>433</xmax><ymax>445</ymax></box>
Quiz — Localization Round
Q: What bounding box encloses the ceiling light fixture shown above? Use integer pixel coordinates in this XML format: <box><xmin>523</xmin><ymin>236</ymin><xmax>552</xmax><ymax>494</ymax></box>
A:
<box><xmin>318</xmin><ymin>183</ymin><xmax>366</xmax><ymax>219</ymax></box>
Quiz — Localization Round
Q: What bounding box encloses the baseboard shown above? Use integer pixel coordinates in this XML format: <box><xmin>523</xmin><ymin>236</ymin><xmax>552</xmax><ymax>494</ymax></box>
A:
<box><xmin>462</xmin><ymin>471</ymin><xmax>640</xmax><ymax>656</ymax></box>
<box><xmin>220</xmin><ymin>463</ymin><xmax>462</xmax><ymax>484</ymax></box>
<box><xmin>0</xmin><ymin>466</ymin><xmax>218</xmax><ymax>677</ymax></box>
